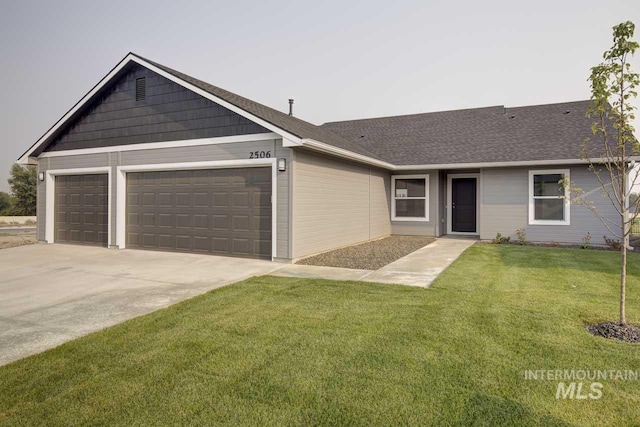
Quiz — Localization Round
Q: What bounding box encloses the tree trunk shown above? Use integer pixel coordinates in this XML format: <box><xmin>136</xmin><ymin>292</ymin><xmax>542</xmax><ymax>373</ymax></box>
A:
<box><xmin>621</xmin><ymin>240</ymin><xmax>627</xmax><ymax>326</ymax></box>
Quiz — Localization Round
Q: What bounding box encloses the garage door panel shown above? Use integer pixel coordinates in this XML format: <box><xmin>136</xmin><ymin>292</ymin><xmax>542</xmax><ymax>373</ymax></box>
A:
<box><xmin>55</xmin><ymin>174</ymin><xmax>109</xmax><ymax>247</ymax></box>
<box><xmin>126</xmin><ymin>168</ymin><xmax>271</xmax><ymax>259</ymax></box>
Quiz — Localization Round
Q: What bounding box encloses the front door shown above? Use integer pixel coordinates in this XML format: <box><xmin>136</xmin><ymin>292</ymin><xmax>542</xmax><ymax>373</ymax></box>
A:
<box><xmin>451</xmin><ymin>177</ymin><xmax>477</xmax><ymax>233</ymax></box>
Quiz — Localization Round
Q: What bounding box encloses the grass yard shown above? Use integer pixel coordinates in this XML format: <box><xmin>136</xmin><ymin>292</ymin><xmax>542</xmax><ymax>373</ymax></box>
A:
<box><xmin>1</xmin><ymin>245</ymin><xmax>639</xmax><ymax>426</ymax></box>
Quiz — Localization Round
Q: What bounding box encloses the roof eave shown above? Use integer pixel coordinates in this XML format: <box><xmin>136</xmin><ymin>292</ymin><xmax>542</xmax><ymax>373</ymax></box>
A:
<box><xmin>301</xmin><ymin>138</ymin><xmax>395</xmax><ymax>169</ymax></box>
<box><xmin>393</xmin><ymin>157</ymin><xmax>640</xmax><ymax>170</ymax></box>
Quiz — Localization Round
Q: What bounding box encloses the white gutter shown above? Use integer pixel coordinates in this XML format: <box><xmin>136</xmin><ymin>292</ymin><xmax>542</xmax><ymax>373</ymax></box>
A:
<box><xmin>301</xmin><ymin>138</ymin><xmax>395</xmax><ymax>169</ymax></box>
<box><xmin>299</xmin><ymin>141</ymin><xmax>640</xmax><ymax>171</ymax></box>
<box><xmin>394</xmin><ymin>158</ymin><xmax>595</xmax><ymax>170</ymax></box>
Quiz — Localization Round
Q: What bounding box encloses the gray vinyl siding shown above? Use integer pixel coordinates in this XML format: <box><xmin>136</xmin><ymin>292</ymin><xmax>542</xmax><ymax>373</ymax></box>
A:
<box><xmin>480</xmin><ymin>165</ymin><xmax>620</xmax><ymax>245</ymax></box>
<box><xmin>41</xmin><ymin>64</ymin><xmax>268</xmax><ymax>154</ymax></box>
<box><xmin>292</xmin><ymin>150</ymin><xmax>391</xmax><ymax>259</ymax></box>
<box><xmin>390</xmin><ymin>170</ymin><xmax>439</xmax><ymax>237</ymax></box>
<box><xmin>37</xmin><ymin>139</ymin><xmax>292</xmax><ymax>258</ymax></box>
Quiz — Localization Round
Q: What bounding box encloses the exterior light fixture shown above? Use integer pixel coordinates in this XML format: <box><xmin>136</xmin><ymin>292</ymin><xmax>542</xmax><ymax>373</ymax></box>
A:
<box><xmin>278</xmin><ymin>158</ymin><xmax>286</xmax><ymax>172</ymax></box>
<box><xmin>38</xmin><ymin>172</ymin><xmax>45</xmax><ymax>182</ymax></box>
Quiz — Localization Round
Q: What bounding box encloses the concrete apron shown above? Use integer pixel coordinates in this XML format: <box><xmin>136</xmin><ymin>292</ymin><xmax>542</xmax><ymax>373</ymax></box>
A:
<box><xmin>0</xmin><ymin>244</ymin><xmax>281</xmax><ymax>366</ymax></box>
<box><xmin>272</xmin><ymin>238</ymin><xmax>476</xmax><ymax>288</ymax></box>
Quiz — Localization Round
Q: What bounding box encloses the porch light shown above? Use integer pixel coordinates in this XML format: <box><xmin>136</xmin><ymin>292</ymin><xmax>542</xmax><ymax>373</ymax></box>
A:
<box><xmin>38</xmin><ymin>172</ymin><xmax>45</xmax><ymax>182</ymax></box>
<box><xmin>278</xmin><ymin>158</ymin><xmax>286</xmax><ymax>172</ymax></box>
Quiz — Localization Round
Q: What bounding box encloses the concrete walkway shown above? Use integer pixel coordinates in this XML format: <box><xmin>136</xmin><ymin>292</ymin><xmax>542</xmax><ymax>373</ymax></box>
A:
<box><xmin>272</xmin><ymin>238</ymin><xmax>476</xmax><ymax>287</ymax></box>
<box><xmin>360</xmin><ymin>238</ymin><xmax>476</xmax><ymax>287</ymax></box>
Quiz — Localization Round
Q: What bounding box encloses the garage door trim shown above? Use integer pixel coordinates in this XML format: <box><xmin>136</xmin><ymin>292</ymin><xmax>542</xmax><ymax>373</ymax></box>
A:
<box><xmin>45</xmin><ymin>166</ymin><xmax>112</xmax><ymax>245</ymax></box>
<box><xmin>116</xmin><ymin>158</ymin><xmax>277</xmax><ymax>259</ymax></box>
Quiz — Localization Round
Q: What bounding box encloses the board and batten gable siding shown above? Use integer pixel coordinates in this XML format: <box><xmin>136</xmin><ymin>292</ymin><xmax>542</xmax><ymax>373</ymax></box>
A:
<box><xmin>37</xmin><ymin>139</ymin><xmax>292</xmax><ymax>259</ymax></box>
<box><xmin>390</xmin><ymin>170</ymin><xmax>440</xmax><ymax>237</ymax></box>
<box><xmin>292</xmin><ymin>150</ymin><xmax>391</xmax><ymax>259</ymax></box>
<box><xmin>42</xmin><ymin>64</ymin><xmax>269</xmax><ymax>153</ymax></box>
<box><xmin>480</xmin><ymin>165</ymin><xmax>620</xmax><ymax>245</ymax></box>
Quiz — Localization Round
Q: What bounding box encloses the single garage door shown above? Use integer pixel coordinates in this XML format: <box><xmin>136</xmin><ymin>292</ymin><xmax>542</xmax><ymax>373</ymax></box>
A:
<box><xmin>55</xmin><ymin>174</ymin><xmax>109</xmax><ymax>246</ymax></box>
<box><xmin>126</xmin><ymin>168</ymin><xmax>272</xmax><ymax>259</ymax></box>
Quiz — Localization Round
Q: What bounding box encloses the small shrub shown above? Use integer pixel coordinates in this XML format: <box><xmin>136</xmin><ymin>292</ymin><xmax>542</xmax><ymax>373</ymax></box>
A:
<box><xmin>491</xmin><ymin>233</ymin><xmax>511</xmax><ymax>244</ymax></box>
<box><xmin>515</xmin><ymin>228</ymin><xmax>527</xmax><ymax>245</ymax></box>
<box><xmin>604</xmin><ymin>235</ymin><xmax>621</xmax><ymax>250</ymax></box>
<box><xmin>581</xmin><ymin>232</ymin><xmax>592</xmax><ymax>249</ymax></box>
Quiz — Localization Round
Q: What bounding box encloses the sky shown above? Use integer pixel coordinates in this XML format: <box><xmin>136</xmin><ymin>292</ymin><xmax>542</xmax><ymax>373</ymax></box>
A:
<box><xmin>0</xmin><ymin>0</ymin><xmax>638</xmax><ymax>192</ymax></box>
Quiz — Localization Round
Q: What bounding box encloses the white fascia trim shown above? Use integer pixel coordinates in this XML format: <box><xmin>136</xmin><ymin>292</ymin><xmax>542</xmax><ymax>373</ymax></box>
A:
<box><xmin>116</xmin><ymin>158</ymin><xmax>277</xmax><ymax>259</ymax></box>
<box><xmin>39</xmin><ymin>133</ymin><xmax>280</xmax><ymax>158</ymax></box>
<box><xmin>395</xmin><ymin>157</ymin><xmax>640</xmax><ymax>170</ymax></box>
<box><xmin>528</xmin><ymin>168</ymin><xmax>571</xmax><ymax>226</ymax></box>
<box><xmin>301</xmin><ymin>138</ymin><xmax>394</xmax><ymax>169</ymax></box>
<box><xmin>19</xmin><ymin>55</ymin><xmax>136</xmax><ymax>164</ymax></box>
<box><xmin>129</xmin><ymin>55</ymin><xmax>302</xmax><ymax>146</ymax></box>
<box><xmin>391</xmin><ymin>174</ymin><xmax>430</xmax><ymax>222</ymax></box>
<box><xmin>45</xmin><ymin>167</ymin><xmax>113</xmax><ymax>245</ymax></box>
<box><xmin>18</xmin><ymin>54</ymin><xmax>301</xmax><ymax>164</ymax></box>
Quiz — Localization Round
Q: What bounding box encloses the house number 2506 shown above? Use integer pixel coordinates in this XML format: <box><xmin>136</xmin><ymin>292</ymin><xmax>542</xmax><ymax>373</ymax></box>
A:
<box><xmin>249</xmin><ymin>151</ymin><xmax>271</xmax><ymax>159</ymax></box>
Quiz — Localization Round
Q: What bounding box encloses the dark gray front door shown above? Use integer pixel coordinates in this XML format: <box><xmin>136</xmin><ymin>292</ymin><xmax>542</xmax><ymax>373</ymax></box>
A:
<box><xmin>126</xmin><ymin>168</ymin><xmax>272</xmax><ymax>259</ymax></box>
<box><xmin>55</xmin><ymin>174</ymin><xmax>109</xmax><ymax>246</ymax></box>
<box><xmin>451</xmin><ymin>177</ymin><xmax>477</xmax><ymax>233</ymax></box>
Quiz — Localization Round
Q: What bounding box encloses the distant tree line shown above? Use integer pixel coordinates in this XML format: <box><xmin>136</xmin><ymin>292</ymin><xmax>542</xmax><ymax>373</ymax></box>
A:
<box><xmin>1</xmin><ymin>164</ymin><xmax>36</xmax><ymax>216</ymax></box>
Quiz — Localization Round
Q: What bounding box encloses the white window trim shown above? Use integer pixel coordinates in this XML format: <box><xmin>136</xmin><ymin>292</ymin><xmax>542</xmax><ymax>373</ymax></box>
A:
<box><xmin>116</xmin><ymin>158</ymin><xmax>277</xmax><ymax>259</ymax></box>
<box><xmin>528</xmin><ymin>169</ymin><xmax>571</xmax><ymax>226</ymax></box>
<box><xmin>45</xmin><ymin>166</ymin><xmax>113</xmax><ymax>245</ymax></box>
<box><xmin>391</xmin><ymin>174</ymin><xmax>429</xmax><ymax>222</ymax></box>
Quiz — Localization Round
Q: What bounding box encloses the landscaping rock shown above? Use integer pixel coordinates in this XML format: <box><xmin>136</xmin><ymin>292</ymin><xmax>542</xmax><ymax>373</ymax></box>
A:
<box><xmin>587</xmin><ymin>321</ymin><xmax>640</xmax><ymax>343</ymax></box>
<box><xmin>296</xmin><ymin>236</ymin><xmax>435</xmax><ymax>270</ymax></box>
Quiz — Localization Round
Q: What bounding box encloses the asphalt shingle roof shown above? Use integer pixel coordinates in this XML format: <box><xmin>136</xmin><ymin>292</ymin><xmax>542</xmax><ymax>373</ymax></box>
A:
<box><xmin>148</xmin><ymin>53</ymin><xmax>599</xmax><ymax>166</ymax></box>
<box><xmin>25</xmin><ymin>52</ymin><xmax>605</xmax><ymax>167</ymax></box>
<box><xmin>321</xmin><ymin>101</ymin><xmax>598</xmax><ymax>165</ymax></box>
<box><xmin>136</xmin><ymin>54</ymin><xmax>384</xmax><ymax>161</ymax></box>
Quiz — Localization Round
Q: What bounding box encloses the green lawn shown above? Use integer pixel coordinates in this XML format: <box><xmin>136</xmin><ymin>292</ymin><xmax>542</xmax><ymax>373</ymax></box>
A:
<box><xmin>1</xmin><ymin>245</ymin><xmax>639</xmax><ymax>426</ymax></box>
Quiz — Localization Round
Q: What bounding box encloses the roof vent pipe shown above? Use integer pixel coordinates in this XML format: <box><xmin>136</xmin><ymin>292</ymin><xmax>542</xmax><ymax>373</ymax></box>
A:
<box><xmin>288</xmin><ymin>99</ymin><xmax>294</xmax><ymax>116</ymax></box>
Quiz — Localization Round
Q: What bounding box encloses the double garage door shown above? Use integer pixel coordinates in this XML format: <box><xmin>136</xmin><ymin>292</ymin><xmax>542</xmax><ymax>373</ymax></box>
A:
<box><xmin>54</xmin><ymin>167</ymin><xmax>272</xmax><ymax>259</ymax></box>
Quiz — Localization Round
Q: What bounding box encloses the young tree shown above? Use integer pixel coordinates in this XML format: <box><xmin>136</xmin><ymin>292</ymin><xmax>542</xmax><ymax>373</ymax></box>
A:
<box><xmin>0</xmin><ymin>191</ymin><xmax>11</xmax><ymax>214</ymax></box>
<box><xmin>573</xmin><ymin>21</ymin><xmax>639</xmax><ymax>326</ymax></box>
<box><xmin>6</xmin><ymin>164</ymin><xmax>36</xmax><ymax>216</ymax></box>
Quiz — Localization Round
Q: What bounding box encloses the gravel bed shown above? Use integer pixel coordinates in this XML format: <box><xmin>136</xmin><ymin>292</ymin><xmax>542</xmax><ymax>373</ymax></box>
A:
<box><xmin>296</xmin><ymin>236</ymin><xmax>435</xmax><ymax>270</ymax></box>
<box><xmin>587</xmin><ymin>321</ymin><xmax>640</xmax><ymax>343</ymax></box>
<box><xmin>0</xmin><ymin>232</ymin><xmax>37</xmax><ymax>250</ymax></box>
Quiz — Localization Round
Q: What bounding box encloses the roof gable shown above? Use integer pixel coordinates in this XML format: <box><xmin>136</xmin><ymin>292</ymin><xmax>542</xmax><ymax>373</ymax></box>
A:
<box><xmin>42</xmin><ymin>63</ymin><xmax>269</xmax><ymax>154</ymax></box>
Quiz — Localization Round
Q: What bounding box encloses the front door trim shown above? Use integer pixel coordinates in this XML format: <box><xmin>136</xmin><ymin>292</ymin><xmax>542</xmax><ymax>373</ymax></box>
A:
<box><xmin>116</xmin><ymin>158</ymin><xmax>277</xmax><ymax>259</ymax></box>
<box><xmin>447</xmin><ymin>173</ymin><xmax>480</xmax><ymax>236</ymax></box>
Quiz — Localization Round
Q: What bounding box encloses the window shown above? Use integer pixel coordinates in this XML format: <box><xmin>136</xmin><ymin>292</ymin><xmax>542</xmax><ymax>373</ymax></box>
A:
<box><xmin>528</xmin><ymin>169</ymin><xmax>570</xmax><ymax>225</ymax></box>
<box><xmin>135</xmin><ymin>77</ymin><xmax>146</xmax><ymax>101</ymax></box>
<box><xmin>391</xmin><ymin>175</ymin><xmax>429</xmax><ymax>221</ymax></box>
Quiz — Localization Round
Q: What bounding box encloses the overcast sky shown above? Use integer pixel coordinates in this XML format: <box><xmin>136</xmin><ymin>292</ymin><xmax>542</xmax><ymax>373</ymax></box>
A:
<box><xmin>0</xmin><ymin>0</ymin><xmax>638</xmax><ymax>192</ymax></box>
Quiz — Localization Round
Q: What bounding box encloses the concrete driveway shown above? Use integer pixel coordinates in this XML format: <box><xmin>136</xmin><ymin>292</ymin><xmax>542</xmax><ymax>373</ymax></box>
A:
<box><xmin>0</xmin><ymin>244</ymin><xmax>280</xmax><ymax>366</ymax></box>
